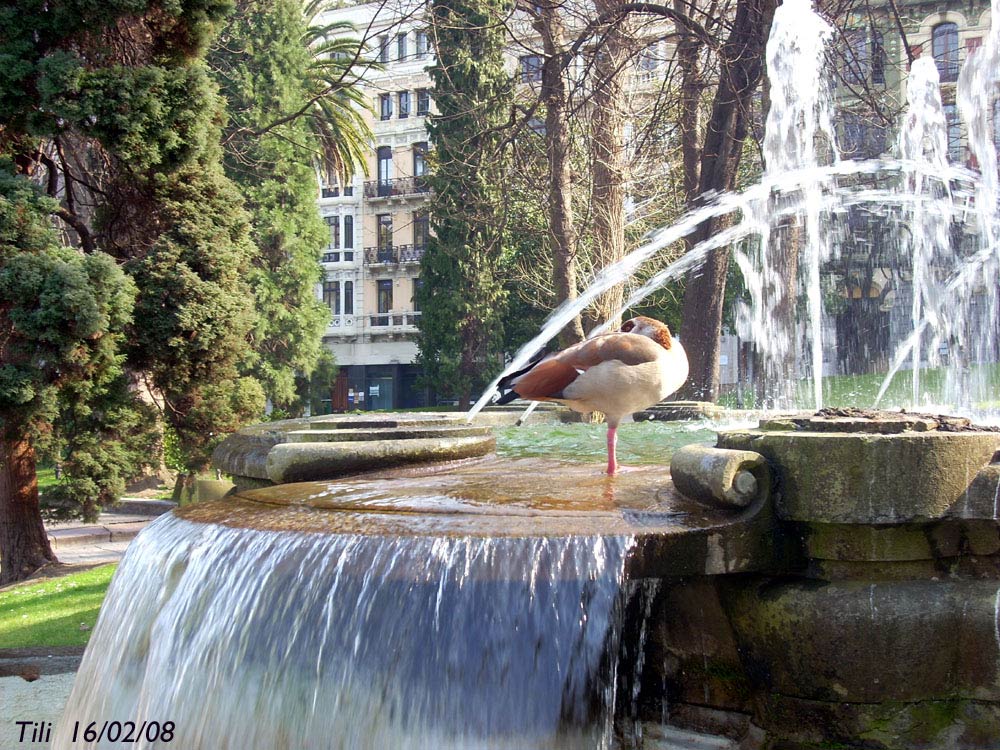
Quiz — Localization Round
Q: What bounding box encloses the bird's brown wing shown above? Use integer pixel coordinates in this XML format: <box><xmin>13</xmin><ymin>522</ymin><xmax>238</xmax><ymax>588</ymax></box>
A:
<box><xmin>556</xmin><ymin>333</ymin><xmax>662</xmax><ymax>368</ymax></box>
<box><xmin>511</xmin><ymin>334</ymin><xmax>661</xmax><ymax>400</ymax></box>
<box><xmin>511</xmin><ymin>358</ymin><xmax>579</xmax><ymax>401</ymax></box>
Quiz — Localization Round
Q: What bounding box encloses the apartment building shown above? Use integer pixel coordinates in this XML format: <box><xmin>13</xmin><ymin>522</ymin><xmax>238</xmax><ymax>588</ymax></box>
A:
<box><xmin>316</xmin><ymin>1</ymin><xmax>434</xmax><ymax>411</ymax></box>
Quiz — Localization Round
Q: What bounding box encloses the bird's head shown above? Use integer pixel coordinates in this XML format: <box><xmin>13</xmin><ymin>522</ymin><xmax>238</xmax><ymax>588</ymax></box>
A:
<box><xmin>620</xmin><ymin>316</ymin><xmax>673</xmax><ymax>350</ymax></box>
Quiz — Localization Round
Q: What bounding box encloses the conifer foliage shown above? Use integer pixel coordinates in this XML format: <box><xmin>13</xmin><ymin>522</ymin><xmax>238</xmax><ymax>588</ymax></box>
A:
<box><xmin>0</xmin><ymin>0</ymin><xmax>259</xmax><ymax>581</ymax></box>
<box><xmin>0</xmin><ymin>171</ymin><xmax>136</xmax><ymax>582</ymax></box>
<box><xmin>418</xmin><ymin>0</ymin><xmax>515</xmax><ymax>408</ymax></box>
<box><xmin>209</xmin><ymin>0</ymin><xmax>334</xmax><ymax>411</ymax></box>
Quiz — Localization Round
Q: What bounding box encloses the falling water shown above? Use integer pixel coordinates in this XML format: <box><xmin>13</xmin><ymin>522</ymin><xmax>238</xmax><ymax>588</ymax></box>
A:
<box><xmin>467</xmin><ymin>159</ymin><xmax>889</xmax><ymax>422</ymax></box>
<box><xmin>55</xmin><ymin>515</ymin><xmax>635</xmax><ymax>749</ymax></box>
<box><xmin>954</xmin><ymin>0</ymin><xmax>1000</xmax><ymax>410</ymax></box>
<box><xmin>897</xmin><ymin>56</ymin><xmax>952</xmax><ymax>405</ymax></box>
<box><xmin>736</xmin><ymin>0</ymin><xmax>837</xmax><ymax>407</ymax></box>
<box><xmin>877</xmin><ymin>0</ymin><xmax>1000</xmax><ymax>413</ymax></box>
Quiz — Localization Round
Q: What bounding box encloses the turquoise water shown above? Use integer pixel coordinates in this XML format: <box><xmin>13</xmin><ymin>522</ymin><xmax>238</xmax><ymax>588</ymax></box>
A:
<box><xmin>495</xmin><ymin>421</ymin><xmax>723</xmax><ymax>466</ymax></box>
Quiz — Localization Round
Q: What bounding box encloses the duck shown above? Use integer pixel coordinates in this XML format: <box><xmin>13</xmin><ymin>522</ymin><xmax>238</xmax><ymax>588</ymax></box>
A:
<box><xmin>496</xmin><ymin>316</ymin><xmax>689</xmax><ymax>475</ymax></box>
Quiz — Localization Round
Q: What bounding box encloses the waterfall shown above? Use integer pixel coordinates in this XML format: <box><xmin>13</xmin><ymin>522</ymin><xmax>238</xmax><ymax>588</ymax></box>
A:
<box><xmin>55</xmin><ymin>514</ymin><xmax>635</xmax><ymax>749</ymax></box>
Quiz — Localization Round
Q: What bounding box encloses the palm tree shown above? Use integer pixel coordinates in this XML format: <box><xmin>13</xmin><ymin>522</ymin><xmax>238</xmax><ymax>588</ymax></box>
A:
<box><xmin>214</xmin><ymin>0</ymin><xmax>375</xmax><ymax>185</ymax></box>
<box><xmin>302</xmin><ymin>0</ymin><xmax>377</xmax><ymax>185</ymax></box>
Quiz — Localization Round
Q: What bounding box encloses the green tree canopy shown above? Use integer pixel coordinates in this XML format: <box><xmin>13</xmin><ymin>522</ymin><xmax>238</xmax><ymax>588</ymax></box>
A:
<box><xmin>418</xmin><ymin>0</ymin><xmax>515</xmax><ymax>407</ymax></box>
<box><xmin>0</xmin><ymin>0</ymin><xmax>263</xmax><ymax>581</ymax></box>
<box><xmin>209</xmin><ymin>0</ymin><xmax>337</xmax><ymax>411</ymax></box>
<box><xmin>0</xmin><ymin>168</ymin><xmax>137</xmax><ymax>582</ymax></box>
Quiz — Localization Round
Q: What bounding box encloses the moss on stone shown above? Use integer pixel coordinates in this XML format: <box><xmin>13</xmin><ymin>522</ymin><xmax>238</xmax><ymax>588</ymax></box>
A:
<box><xmin>717</xmin><ymin>429</ymin><xmax>1000</xmax><ymax>524</ymax></box>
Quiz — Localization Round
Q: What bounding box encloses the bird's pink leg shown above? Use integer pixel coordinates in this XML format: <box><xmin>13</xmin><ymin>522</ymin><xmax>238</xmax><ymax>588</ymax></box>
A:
<box><xmin>606</xmin><ymin>424</ymin><xmax>619</xmax><ymax>475</ymax></box>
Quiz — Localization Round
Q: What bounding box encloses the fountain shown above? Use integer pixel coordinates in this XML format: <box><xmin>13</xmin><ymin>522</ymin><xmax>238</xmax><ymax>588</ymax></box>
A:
<box><xmin>53</xmin><ymin>0</ymin><xmax>1000</xmax><ymax>748</ymax></box>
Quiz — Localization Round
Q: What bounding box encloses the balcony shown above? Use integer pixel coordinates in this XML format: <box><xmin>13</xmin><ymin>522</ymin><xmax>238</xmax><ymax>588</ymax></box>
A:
<box><xmin>364</xmin><ymin>244</ymin><xmax>426</xmax><ymax>265</ymax></box>
<box><xmin>363</xmin><ymin>176</ymin><xmax>431</xmax><ymax>200</ymax></box>
<box><xmin>369</xmin><ymin>310</ymin><xmax>422</xmax><ymax>329</ymax></box>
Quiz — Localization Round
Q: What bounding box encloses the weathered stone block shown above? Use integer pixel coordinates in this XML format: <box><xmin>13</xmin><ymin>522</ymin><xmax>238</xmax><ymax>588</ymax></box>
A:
<box><xmin>723</xmin><ymin>577</ymin><xmax>1000</xmax><ymax>704</ymax></box>
<box><xmin>718</xmin><ymin>428</ymin><xmax>1000</xmax><ymax>523</ymax></box>
<box><xmin>265</xmin><ymin>435</ymin><xmax>496</xmax><ymax>484</ymax></box>
<box><xmin>670</xmin><ymin>445</ymin><xmax>770</xmax><ymax>509</ymax></box>
<box><xmin>757</xmin><ymin>695</ymin><xmax>1000</xmax><ymax>750</ymax></box>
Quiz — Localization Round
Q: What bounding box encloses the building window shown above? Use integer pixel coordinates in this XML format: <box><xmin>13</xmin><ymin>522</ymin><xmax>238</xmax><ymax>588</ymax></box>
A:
<box><xmin>412</xmin><ymin>278</ymin><xmax>423</xmax><ymax>312</ymax></box>
<box><xmin>379</xmin><ymin>93</ymin><xmax>392</xmax><ymax>120</ymax></box>
<box><xmin>376</xmin><ymin>214</ymin><xmax>392</xmax><ymax>253</ymax></box>
<box><xmin>398</xmin><ymin>91</ymin><xmax>411</xmax><ymax>118</ymax></box>
<box><xmin>325</xmin><ymin>216</ymin><xmax>340</xmax><ymax>248</ymax></box>
<box><xmin>871</xmin><ymin>31</ymin><xmax>886</xmax><ymax>84</ymax></box>
<box><xmin>396</xmin><ymin>32</ymin><xmax>407</xmax><ymax>61</ymax></box>
<box><xmin>413</xmin><ymin>141</ymin><xmax>428</xmax><ymax>177</ymax></box>
<box><xmin>344</xmin><ymin>281</ymin><xmax>354</xmax><ymax>315</ymax></box>
<box><xmin>639</xmin><ymin>42</ymin><xmax>660</xmax><ymax>73</ymax></box>
<box><xmin>943</xmin><ymin>103</ymin><xmax>961</xmax><ymax>161</ymax></box>
<box><xmin>413</xmin><ymin>211</ymin><xmax>430</xmax><ymax>250</ymax></box>
<box><xmin>378</xmin><ymin>36</ymin><xmax>390</xmax><ymax>63</ymax></box>
<box><xmin>377</xmin><ymin>279</ymin><xmax>393</xmax><ymax>314</ymax></box>
<box><xmin>416</xmin><ymin>89</ymin><xmax>430</xmax><ymax>116</ymax></box>
<box><xmin>416</xmin><ymin>30</ymin><xmax>429</xmax><ymax>59</ymax></box>
<box><xmin>841</xmin><ymin>112</ymin><xmax>887</xmax><ymax>158</ymax></box>
<box><xmin>932</xmin><ymin>23</ymin><xmax>959</xmax><ymax>83</ymax></box>
<box><xmin>520</xmin><ymin>55</ymin><xmax>542</xmax><ymax>83</ymax></box>
<box><xmin>343</xmin><ymin>215</ymin><xmax>353</xmax><ymax>248</ymax></box>
<box><xmin>377</xmin><ymin>146</ymin><xmax>392</xmax><ymax>196</ymax></box>
<box><xmin>323</xmin><ymin>280</ymin><xmax>340</xmax><ymax>315</ymax></box>
<box><xmin>842</xmin><ymin>29</ymin><xmax>868</xmax><ymax>85</ymax></box>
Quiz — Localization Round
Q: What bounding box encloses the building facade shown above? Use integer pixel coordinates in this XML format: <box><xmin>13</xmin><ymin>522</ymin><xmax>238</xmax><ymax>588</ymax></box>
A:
<box><xmin>316</xmin><ymin>2</ymin><xmax>435</xmax><ymax>411</ymax></box>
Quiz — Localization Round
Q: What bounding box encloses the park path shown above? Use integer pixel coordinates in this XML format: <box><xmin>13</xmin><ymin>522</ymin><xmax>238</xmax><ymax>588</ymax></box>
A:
<box><xmin>44</xmin><ymin>498</ymin><xmax>175</xmax><ymax>566</ymax></box>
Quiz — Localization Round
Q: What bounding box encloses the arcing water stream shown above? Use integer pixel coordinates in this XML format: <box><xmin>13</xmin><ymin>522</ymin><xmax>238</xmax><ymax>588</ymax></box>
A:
<box><xmin>471</xmin><ymin>0</ymin><xmax>1000</xmax><ymax>420</ymax></box>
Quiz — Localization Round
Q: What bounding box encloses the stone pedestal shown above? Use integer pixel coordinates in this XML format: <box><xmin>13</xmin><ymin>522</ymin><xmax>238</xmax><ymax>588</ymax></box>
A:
<box><xmin>659</xmin><ymin>412</ymin><xmax>1000</xmax><ymax>749</ymax></box>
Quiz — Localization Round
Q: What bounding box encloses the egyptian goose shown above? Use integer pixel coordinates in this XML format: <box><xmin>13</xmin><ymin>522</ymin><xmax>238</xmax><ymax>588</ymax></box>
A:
<box><xmin>496</xmin><ymin>316</ymin><xmax>688</xmax><ymax>474</ymax></box>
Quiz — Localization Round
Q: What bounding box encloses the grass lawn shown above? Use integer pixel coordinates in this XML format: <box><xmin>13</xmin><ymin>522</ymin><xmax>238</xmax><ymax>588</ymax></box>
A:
<box><xmin>720</xmin><ymin>362</ymin><xmax>1000</xmax><ymax>411</ymax></box>
<box><xmin>37</xmin><ymin>466</ymin><xmax>59</xmax><ymax>494</ymax></box>
<box><xmin>0</xmin><ymin>564</ymin><xmax>117</xmax><ymax>649</ymax></box>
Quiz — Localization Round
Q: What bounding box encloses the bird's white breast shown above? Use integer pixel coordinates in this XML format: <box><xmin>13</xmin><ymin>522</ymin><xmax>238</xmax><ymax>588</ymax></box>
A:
<box><xmin>561</xmin><ymin>340</ymin><xmax>688</xmax><ymax>422</ymax></box>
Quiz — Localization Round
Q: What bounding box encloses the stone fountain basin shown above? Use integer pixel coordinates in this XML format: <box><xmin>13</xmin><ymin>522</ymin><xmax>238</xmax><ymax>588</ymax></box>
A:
<box><xmin>176</xmin><ymin>456</ymin><xmax>777</xmax><ymax>580</ymax></box>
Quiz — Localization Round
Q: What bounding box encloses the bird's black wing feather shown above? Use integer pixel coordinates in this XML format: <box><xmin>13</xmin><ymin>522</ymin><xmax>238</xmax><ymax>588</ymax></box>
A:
<box><xmin>495</xmin><ymin>348</ymin><xmax>551</xmax><ymax>403</ymax></box>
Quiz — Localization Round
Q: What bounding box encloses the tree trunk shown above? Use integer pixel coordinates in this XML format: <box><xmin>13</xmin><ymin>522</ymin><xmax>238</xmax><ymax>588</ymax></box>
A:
<box><xmin>675</xmin><ymin>0</ymin><xmax>705</xmax><ymax>206</ymax></box>
<box><xmin>679</xmin><ymin>0</ymin><xmax>776</xmax><ymax>401</ymax></box>
<box><xmin>539</xmin><ymin>8</ymin><xmax>585</xmax><ymax>348</ymax></box>
<box><xmin>0</xmin><ymin>435</ymin><xmax>56</xmax><ymax>585</ymax></box>
<box><xmin>584</xmin><ymin>0</ymin><xmax>633</xmax><ymax>334</ymax></box>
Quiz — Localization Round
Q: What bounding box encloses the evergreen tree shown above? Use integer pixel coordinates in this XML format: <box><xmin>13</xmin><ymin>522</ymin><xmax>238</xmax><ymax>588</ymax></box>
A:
<box><xmin>115</xmin><ymin>159</ymin><xmax>264</xmax><ymax>473</ymax></box>
<box><xmin>210</xmin><ymin>0</ymin><xmax>334</xmax><ymax>411</ymax></box>
<box><xmin>418</xmin><ymin>0</ymin><xmax>515</xmax><ymax>408</ymax></box>
<box><xmin>0</xmin><ymin>170</ymin><xmax>136</xmax><ymax>583</ymax></box>
<box><xmin>0</xmin><ymin>0</ymin><xmax>259</xmax><ymax>580</ymax></box>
